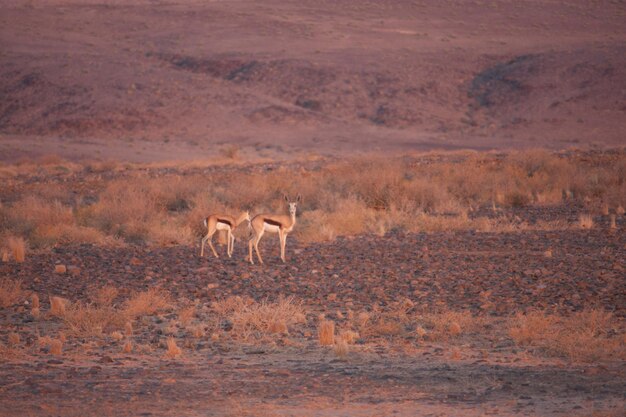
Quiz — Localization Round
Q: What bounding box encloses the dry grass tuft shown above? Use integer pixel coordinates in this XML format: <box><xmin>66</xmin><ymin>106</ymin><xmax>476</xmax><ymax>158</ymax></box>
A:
<box><xmin>334</xmin><ymin>339</ymin><xmax>349</xmax><ymax>357</ymax></box>
<box><xmin>415</xmin><ymin>325</ymin><xmax>427</xmax><ymax>338</ymax></box>
<box><xmin>0</xmin><ymin>279</ymin><xmax>25</xmax><ymax>308</ymax></box>
<box><xmin>31</xmin><ymin>293</ymin><xmax>40</xmax><ymax>309</ymax></box>
<box><xmin>189</xmin><ymin>324</ymin><xmax>205</xmax><ymax>338</ymax></box>
<box><xmin>122</xmin><ymin>340</ymin><xmax>133</xmax><ymax>353</ymax></box>
<box><xmin>212</xmin><ymin>296</ymin><xmax>304</xmax><ymax>342</ymax></box>
<box><xmin>448</xmin><ymin>321</ymin><xmax>462</xmax><ymax>336</ymax></box>
<box><xmin>178</xmin><ymin>305</ymin><xmax>195</xmax><ymax>326</ymax></box>
<box><xmin>92</xmin><ymin>286</ymin><xmax>119</xmax><ymax>306</ymax></box>
<box><xmin>50</xmin><ymin>339</ymin><xmax>63</xmax><ymax>355</ymax></box>
<box><xmin>49</xmin><ymin>296</ymin><xmax>68</xmax><ymax>317</ymax></box>
<box><xmin>509</xmin><ymin>309</ymin><xmax>625</xmax><ymax>362</ymax></box>
<box><xmin>617</xmin><ymin>204</ymin><xmax>625</xmax><ymax>216</ymax></box>
<box><xmin>7</xmin><ymin>236</ymin><xmax>26</xmax><ymax>262</ymax></box>
<box><xmin>579</xmin><ymin>213</ymin><xmax>594</xmax><ymax>229</ymax></box>
<box><xmin>372</xmin><ymin>320</ymin><xmax>405</xmax><ymax>337</ymax></box>
<box><xmin>125</xmin><ymin>321</ymin><xmax>133</xmax><ymax>337</ymax></box>
<box><xmin>8</xmin><ymin>332</ymin><xmax>20</xmax><ymax>346</ymax></box>
<box><xmin>62</xmin><ymin>302</ymin><xmax>126</xmax><ymax>337</ymax></box>
<box><xmin>339</xmin><ymin>330</ymin><xmax>360</xmax><ymax>344</ymax></box>
<box><xmin>609</xmin><ymin>214</ymin><xmax>616</xmax><ymax>229</ymax></box>
<box><xmin>123</xmin><ymin>288</ymin><xmax>171</xmax><ymax>319</ymax></box>
<box><xmin>111</xmin><ymin>331</ymin><xmax>124</xmax><ymax>341</ymax></box>
<box><xmin>165</xmin><ymin>337</ymin><xmax>182</xmax><ymax>358</ymax></box>
<box><xmin>420</xmin><ymin>310</ymin><xmax>480</xmax><ymax>341</ymax></box>
<box><xmin>31</xmin><ymin>307</ymin><xmax>40</xmax><ymax>319</ymax></box>
<box><xmin>318</xmin><ymin>320</ymin><xmax>335</xmax><ymax>346</ymax></box>
<box><xmin>268</xmin><ymin>320</ymin><xmax>288</xmax><ymax>334</ymax></box>
<box><xmin>0</xmin><ymin>342</ymin><xmax>23</xmax><ymax>360</ymax></box>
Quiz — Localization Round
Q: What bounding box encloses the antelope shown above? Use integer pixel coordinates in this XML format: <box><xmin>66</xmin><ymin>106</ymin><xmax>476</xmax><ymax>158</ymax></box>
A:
<box><xmin>248</xmin><ymin>195</ymin><xmax>301</xmax><ymax>264</ymax></box>
<box><xmin>200</xmin><ymin>211</ymin><xmax>250</xmax><ymax>258</ymax></box>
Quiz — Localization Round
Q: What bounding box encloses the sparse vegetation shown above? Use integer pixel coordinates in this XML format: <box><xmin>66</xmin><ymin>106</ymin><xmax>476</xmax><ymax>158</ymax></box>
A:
<box><xmin>211</xmin><ymin>296</ymin><xmax>305</xmax><ymax>342</ymax></box>
<box><xmin>509</xmin><ymin>309</ymin><xmax>625</xmax><ymax>362</ymax></box>
<box><xmin>165</xmin><ymin>337</ymin><xmax>182</xmax><ymax>358</ymax></box>
<box><xmin>579</xmin><ymin>214</ymin><xmax>594</xmax><ymax>229</ymax></box>
<box><xmin>123</xmin><ymin>288</ymin><xmax>171</xmax><ymax>319</ymax></box>
<box><xmin>6</xmin><ymin>237</ymin><xmax>25</xmax><ymax>262</ymax></box>
<box><xmin>1</xmin><ymin>150</ymin><xmax>625</xmax><ymax>246</ymax></box>
<box><xmin>318</xmin><ymin>320</ymin><xmax>335</xmax><ymax>346</ymax></box>
<box><xmin>0</xmin><ymin>279</ymin><xmax>25</xmax><ymax>308</ymax></box>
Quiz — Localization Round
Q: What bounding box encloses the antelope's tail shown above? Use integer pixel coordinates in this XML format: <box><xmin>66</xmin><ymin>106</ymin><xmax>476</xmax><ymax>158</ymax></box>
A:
<box><xmin>203</xmin><ymin>217</ymin><xmax>208</xmax><ymax>228</ymax></box>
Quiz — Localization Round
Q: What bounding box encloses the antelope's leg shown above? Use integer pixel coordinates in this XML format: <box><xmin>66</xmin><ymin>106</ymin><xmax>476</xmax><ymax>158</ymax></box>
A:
<box><xmin>254</xmin><ymin>231</ymin><xmax>265</xmax><ymax>265</ymax></box>
<box><xmin>200</xmin><ymin>235</ymin><xmax>208</xmax><ymax>257</ymax></box>
<box><xmin>279</xmin><ymin>231</ymin><xmax>287</xmax><ymax>262</ymax></box>
<box><xmin>206</xmin><ymin>227</ymin><xmax>219</xmax><ymax>258</ymax></box>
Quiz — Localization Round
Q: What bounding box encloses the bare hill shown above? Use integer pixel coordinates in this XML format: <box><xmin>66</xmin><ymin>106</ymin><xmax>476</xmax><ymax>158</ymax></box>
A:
<box><xmin>1</xmin><ymin>0</ymin><xmax>625</xmax><ymax>160</ymax></box>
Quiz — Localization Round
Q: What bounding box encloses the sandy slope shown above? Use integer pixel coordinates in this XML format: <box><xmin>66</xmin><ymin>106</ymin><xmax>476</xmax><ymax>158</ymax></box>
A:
<box><xmin>1</xmin><ymin>0</ymin><xmax>625</xmax><ymax>161</ymax></box>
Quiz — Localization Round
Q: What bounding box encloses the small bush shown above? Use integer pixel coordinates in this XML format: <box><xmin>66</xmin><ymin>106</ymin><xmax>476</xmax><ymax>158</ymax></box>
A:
<box><xmin>7</xmin><ymin>237</ymin><xmax>26</xmax><ymax>262</ymax></box>
<box><xmin>123</xmin><ymin>288</ymin><xmax>171</xmax><ymax>319</ymax></box>
<box><xmin>509</xmin><ymin>310</ymin><xmax>625</xmax><ymax>362</ymax></box>
<box><xmin>318</xmin><ymin>320</ymin><xmax>335</xmax><ymax>346</ymax></box>
<box><xmin>0</xmin><ymin>279</ymin><xmax>25</xmax><ymax>308</ymax></box>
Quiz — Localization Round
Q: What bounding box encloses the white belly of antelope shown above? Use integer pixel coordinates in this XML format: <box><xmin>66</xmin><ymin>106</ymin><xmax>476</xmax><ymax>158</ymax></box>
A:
<box><xmin>216</xmin><ymin>222</ymin><xmax>231</xmax><ymax>231</ymax></box>
<box><xmin>263</xmin><ymin>223</ymin><xmax>281</xmax><ymax>233</ymax></box>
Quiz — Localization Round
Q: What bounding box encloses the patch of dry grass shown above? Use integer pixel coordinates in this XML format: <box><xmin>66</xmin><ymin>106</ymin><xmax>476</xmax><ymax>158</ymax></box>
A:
<box><xmin>2</xmin><ymin>150</ymin><xmax>625</xmax><ymax>246</ymax></box>
<box><xmin>50</xmin><ymin>339</ymin><xmax>63</xmax><ymax>355</ymax></box>
<box><xmin>0</xmin><ymin>342</ymin><xmax>23</xmax><ymax>361</ymax></box>
<box><xmin>123</xmin><ymin>288</ymin><xmax>171</xmax><ymax>319</ymax></box>
<box><xmin>30</xmin><ymin>293</ymin><xmax>39</xmax><ymax>309</ymax></box>
<box><xmin>49</xmin><ymin>296</ymin><xmax>68</xmax><ymax>317</ymax></box>
<box><xmin>92</xmin><ymin>286</ymin><xmax>119</xmax><ymax>306</ymax></box>
<box><xmin>164</xmin><ymin>337</ymin><xmax>182</xmax><ymax>358</ymax></box>
<box><xmin>8</xmin><ymin>332</ymin><xmax>20</xmax><ymax>346</ymax></box>
<box><xmin>419</xmin><ymin>310</ymin><xmax>483</xmax><ymax>341</ymax></box>
<box><xmin>579</xmin><ymin>213</ymin><xmax>594</xmax><ymax>229</ymax></box>
<box><xmin>0</xmin><ymin>279</ymin><xmax>25</xmax><ymax>308</ymax></box>
<box><xmin>318</xmin><ymin>320</ymin><xmax>335</xmax><ymax>346</ymax></box>
<box><xmin>122</xmin><ymin>340</ymin><xmax>133</xmax><ymax>353</ymax></box>
<box><xmin>509</xmin><ymin>309</ymin><xmax>625</xmax><ymax>362</ymax></box>
<box><xmin>178</xmin><ymin>305</ymin><xmax>196</xmax><ymax>326</ymax></box>
<box><xmin>211</xmin><ymin>296</ymin><xmax>305</xmax><ymax>342</ymax></box>
<box><xmin>6</xmin><ymin>236</ymin><xmax>25</xmax><ymax>262</ymax></box>
<box><xmin>62</xmin><ymin>301</ymin><xmax>126</xmax><ymax>337</ymax></box>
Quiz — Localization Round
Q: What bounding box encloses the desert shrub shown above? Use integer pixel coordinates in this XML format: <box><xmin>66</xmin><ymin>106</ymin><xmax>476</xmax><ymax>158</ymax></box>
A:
<box><xmin>62</xmin><ymin>302</ymin><xmax>126</xmax><ymax>337</ymax></box>
<box><xmin>318</xmin><ymin>320</ymin><xmax>335</xmax><ymax>346</ymax></box>
<box><xmin>1</xmin><ymin>149</ymin><xmax>625</xmax><ymax>246</ymax></box>
<box><xmin>509</xmin><ymin>309</ymin><xmax>625</xmax><ymax>362</ymax></box>
<box><xmin>123</xmin><ymin>288</ymin><xmax>171</xmax><ymax>319</ymax></box>
<box><xmin>0</xmin><ymin>279</ymin><xmax>25</xmax><ymax>308</ymax></box>
<box><xmin>419</xmin><ymin>310</ymin><xmax>483</xmax><ymax>341</ymax></box>
<box><xmin>211</xmin><ymin>296</ymin><xmax>305</xmax><ymax>342</ymax></box>
<box><xmin>5</xmin><ymin>236</ymin><xmax>26</xmax><ymax>262</ymax></box>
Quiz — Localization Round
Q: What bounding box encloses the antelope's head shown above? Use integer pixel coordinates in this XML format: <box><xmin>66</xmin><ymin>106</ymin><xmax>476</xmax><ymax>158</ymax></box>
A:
<box><xmin>284</xmin><ymin>194</ymin><xmax>301</xmax><ymax>216</ymax></box>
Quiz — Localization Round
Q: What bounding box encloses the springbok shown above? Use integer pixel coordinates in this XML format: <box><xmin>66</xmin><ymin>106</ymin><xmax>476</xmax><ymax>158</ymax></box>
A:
<box><xmin>248</xmin><ymin>195</ymin><xmax>301</xmax><ymax>264</ymax></box>
<box><xmin>200</xmin><ymin>211</ymin><xmax>250</xmax><ymax>258</ymax></box>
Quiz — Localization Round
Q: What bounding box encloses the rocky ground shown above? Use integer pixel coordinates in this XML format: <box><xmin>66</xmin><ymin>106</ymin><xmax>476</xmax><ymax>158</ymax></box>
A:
<box><xmin>1</xmin><ymin>225</ymin><xmax>625</xmax><ymax>416</ymax></box>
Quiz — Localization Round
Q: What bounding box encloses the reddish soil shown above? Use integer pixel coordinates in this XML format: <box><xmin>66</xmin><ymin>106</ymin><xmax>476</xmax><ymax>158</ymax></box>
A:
<box><xmin>1</xmin><ymin>224</ymin><xmax>625</xmax><ymax>416</ymax></box>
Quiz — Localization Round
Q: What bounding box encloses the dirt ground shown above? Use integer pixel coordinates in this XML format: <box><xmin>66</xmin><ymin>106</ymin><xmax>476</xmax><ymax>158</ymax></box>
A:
<box><xmin>1</xmin><ymin>1</ymin><xmax>626</xmax><ymax>416</ymax></box>
<box><xmin>1</xmin><ymin>224</ymin><xmax>625</xmax><ymax>416</ymax></box>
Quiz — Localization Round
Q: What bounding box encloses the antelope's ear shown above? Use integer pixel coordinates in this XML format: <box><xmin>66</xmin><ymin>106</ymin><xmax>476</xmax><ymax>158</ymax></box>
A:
<box><xmin>296</xmin><ymin>194</ymin><xmax>302</xmax><ymax>202</ymax></box>
<box><xmin>284</xmin><ymin>194</ymin><xmax>289</xmax><ymax>202</ymax></box>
